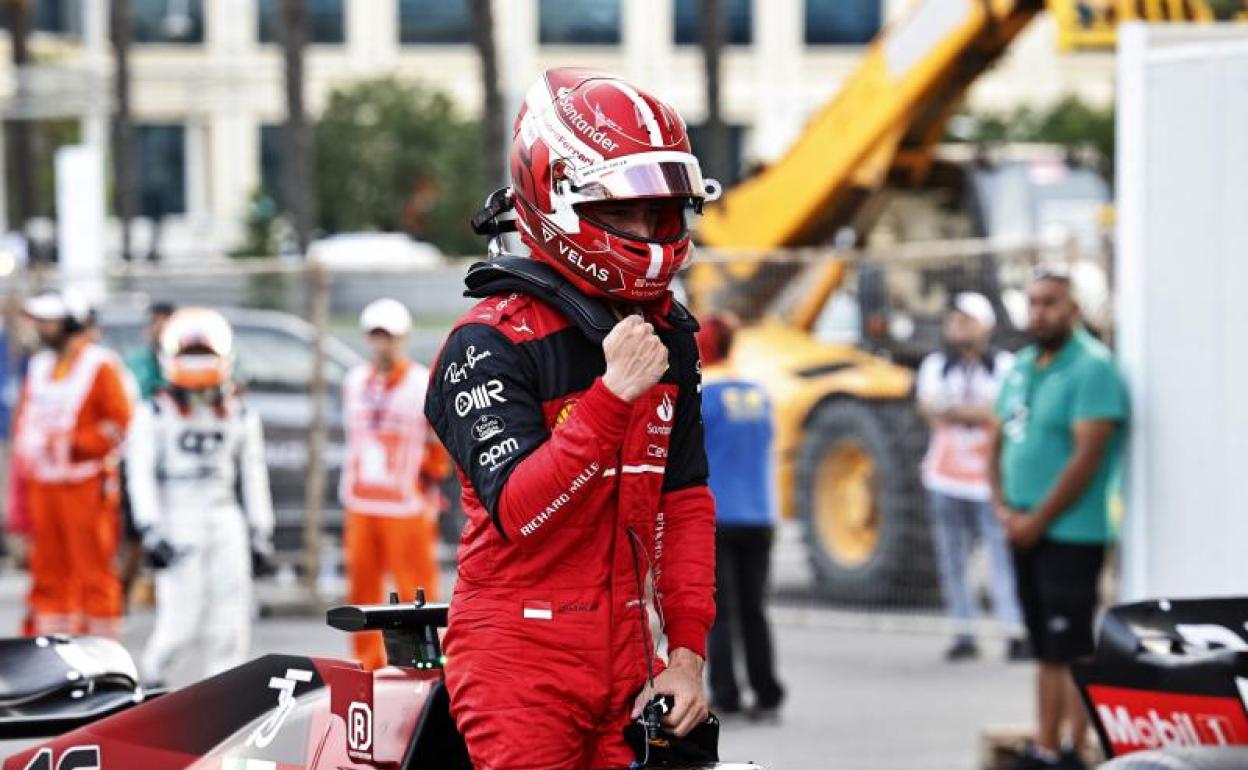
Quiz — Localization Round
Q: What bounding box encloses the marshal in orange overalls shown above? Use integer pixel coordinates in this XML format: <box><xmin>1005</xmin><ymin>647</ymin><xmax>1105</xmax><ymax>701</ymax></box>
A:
<box><xmin>12</xmin><ymin>339</ymin><xmax>132</xmax><ymax>636</ymax></box>
<box><xmin>341</xmin><ymin>359</ymin><xmax>450</xmax><ymax>670</ymax></box>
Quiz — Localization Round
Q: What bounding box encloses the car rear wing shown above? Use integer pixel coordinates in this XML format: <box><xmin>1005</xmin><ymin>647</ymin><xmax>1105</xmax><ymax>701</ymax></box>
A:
<box><xmin>327</xmin><ymin>590</ymin><xmax>448</xmax><ymax>670</ymax></box>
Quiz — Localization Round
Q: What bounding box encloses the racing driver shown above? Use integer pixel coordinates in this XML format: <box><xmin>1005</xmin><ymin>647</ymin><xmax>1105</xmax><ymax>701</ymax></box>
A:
<box><xmin>424</xmin><ymin>68</ymin><xmax>721</xmax><ymax>770</ymax></box>
<box><xmin>125</xmin><ymin>308</ymin><xmax>275</xmax><ymax>684</ymax></box>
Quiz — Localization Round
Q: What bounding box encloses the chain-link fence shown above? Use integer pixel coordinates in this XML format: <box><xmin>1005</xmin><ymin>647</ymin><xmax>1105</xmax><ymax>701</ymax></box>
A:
<box><xmin>688</xmin><ymin>234</ymin><xmax>1111</xmax><ymax>628</ymax></box>
<box><xmin>99</xmin><ymin>259</ymin><xmax>479</xmax><ymax>590</ymax></box>
<box><xmin>0</xmin><ymin>234</ymin><xmax>1109</xmax><ymax>622</ymax></box>
<box><xmin>0</xmin><ymin>257</ymin><xmax>481</xmax><ymax>602</ymax></box>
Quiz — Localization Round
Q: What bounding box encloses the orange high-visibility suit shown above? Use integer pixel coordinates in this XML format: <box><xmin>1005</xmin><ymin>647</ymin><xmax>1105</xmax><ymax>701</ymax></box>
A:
<box><xmin>12</xmin><ymin>340</ymin><xmax>132</xmax><ymax>636</ymax></box>
<box><xmin>341</xmin><ymin>359</ymin><xmax>450</xmax><ymax>670</ymax></box>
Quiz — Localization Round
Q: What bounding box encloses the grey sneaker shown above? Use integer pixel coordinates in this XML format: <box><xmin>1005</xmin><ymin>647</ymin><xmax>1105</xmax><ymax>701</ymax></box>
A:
<box><xmin>1007</xmin><ymin>637</ymin><xmax>1035</xmax><ymax>662</ymax></box>
<box><xmin>945</xmin><ymin>637</ymin><xmax>980</xmax><ymax>662</ymax></box>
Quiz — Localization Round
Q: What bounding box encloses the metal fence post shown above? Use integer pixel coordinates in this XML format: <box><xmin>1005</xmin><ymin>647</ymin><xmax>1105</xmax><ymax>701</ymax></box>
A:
<box><xmin>302</xmin><ymin>260</ymin><xmax>329</xmax><ymax>600</ymax></box>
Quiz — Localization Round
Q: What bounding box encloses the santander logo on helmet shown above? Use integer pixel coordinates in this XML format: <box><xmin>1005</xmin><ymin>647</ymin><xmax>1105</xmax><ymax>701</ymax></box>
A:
<box><xmin>555</xmin><ymin>87</ymin><xmax>620</xmax><ymax>153</ymax></box>
<box><xmin>504</xmin><ymin>68</ymin><xmax>722</xmax><ymax>304</ymax></box>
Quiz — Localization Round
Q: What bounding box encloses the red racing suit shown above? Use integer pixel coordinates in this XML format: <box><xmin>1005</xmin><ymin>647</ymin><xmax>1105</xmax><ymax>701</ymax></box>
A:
<box><xmin>424</xmin><ymin>258</ymin><xmax>716</xmax><ymax>770</ymax></box>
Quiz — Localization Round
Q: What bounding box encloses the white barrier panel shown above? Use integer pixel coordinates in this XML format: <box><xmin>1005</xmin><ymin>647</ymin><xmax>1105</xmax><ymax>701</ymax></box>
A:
<box><xmin>55</xmin><ymin>144</ymin><xmax>106</xmax><ymax>301</ymax></box>
<box><xmin>1117</xmin><ymin>24</ymin><xmax>1248</xmax><ymax>600</ymax></box>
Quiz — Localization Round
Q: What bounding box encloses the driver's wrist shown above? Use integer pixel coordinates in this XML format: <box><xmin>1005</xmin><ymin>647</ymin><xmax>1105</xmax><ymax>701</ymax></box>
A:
<box><xmin>601</xmin><ymin>374</ymin><xmax>636</xmax><ymax>403</ymax></box>
<box><xmin>668</xmin><ymin>647</ymin><xmax>703</xmax><ymax>673</ymax></box>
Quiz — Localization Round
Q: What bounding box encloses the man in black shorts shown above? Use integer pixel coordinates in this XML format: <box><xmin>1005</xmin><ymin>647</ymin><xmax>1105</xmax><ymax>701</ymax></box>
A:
<box><xmin>990</xmin><ymin>267</ymin><xmax>1129</xmax><ymax>770</ymax></box>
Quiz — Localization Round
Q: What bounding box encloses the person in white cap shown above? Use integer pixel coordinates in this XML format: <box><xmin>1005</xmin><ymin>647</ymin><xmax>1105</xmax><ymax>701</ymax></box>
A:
<box><xmin>916</xmin><ymin>291</ymin><xmax>1026</xmax><ymax>662</ymax></box>
<box><xmin>340</xmin><ymin>298</ymin><xmax>450</xmax><ymax>670</ymax></box>
<box><xmin>10</xmin><ymin>289</ymin><xmax>132</xmax><ymax>637</ymax></box>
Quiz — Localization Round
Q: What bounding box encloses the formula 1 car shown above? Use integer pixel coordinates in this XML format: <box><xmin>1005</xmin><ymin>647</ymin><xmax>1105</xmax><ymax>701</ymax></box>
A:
<box><xmin>1077</xmin><ymin>597</ymin><xmax>1248</xmax><ymax>769</ymax></box>
<box><xmin>0</xmin><ymin>597</ymin><xmax>762</xmax><ymax>770</ymax></box>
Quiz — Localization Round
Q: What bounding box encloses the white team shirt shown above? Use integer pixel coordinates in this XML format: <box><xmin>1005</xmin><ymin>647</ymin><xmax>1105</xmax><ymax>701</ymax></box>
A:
<box><xmin>916</xmin><ymin>349</ymin><xmax>1013</xmax><ymax>501</ymax></box>
<box><xmin>125</xmin><ymin>393</ymin><xmax>274</xmax><ymax>538</ymax></box>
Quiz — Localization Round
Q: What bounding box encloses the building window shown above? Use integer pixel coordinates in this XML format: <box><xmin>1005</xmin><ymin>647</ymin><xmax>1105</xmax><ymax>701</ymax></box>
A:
<box><xmin>258</xmin><ymin>0</ymin><xmax>345</xmax><ymax>45</ymax></box>
<box><xmin>132</xmin><ymin>0</ymin><xmax>204</xmax><ymax>44</ymax></box>
<box><xmin>805</xmin><ymin>0</ymin><xmax>880</xmax><ymax>45</ymax></box>
<box><xmin>137</xmin><ymin>125</ymin><xmax>186</xmax><ymax>217</ymax></box>
<box><xmin>2</xmin><ymin>0</ymin><xmax>81</xmax><ymax>36</ymax></box>
<box><xmin>32</xmin><ymin>0</ymin><xmax>81</xmax><ymax>36</ymax></box>
<box><xmin>259</xmin><ymin>124</ymin><xmax>284</xmax><ymax>208</ymax></box>
<box><xmin>674</xmin><ymin>0</ymin><xmax>751</xmax><ymax>46</ymax></box>
<box><xmin>687</xmin><ymin>122</ymin><xmax>747</xmax><ymax>186</ymax></box>
<box><xmin>399</xmin><ymin>0</ymin><xmax>470</xmax><ymax>44</ymax></box>
<box><xmin>539</xmin><ymin>0</ymin><xmax>619</xmax><ymax>45</ymax></box>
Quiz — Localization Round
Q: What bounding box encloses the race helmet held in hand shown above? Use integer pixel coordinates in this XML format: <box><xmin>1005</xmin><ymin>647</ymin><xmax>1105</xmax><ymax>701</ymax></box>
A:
<box><xmin>159</xmin><ymin>307</ymin><xmax>235</xmax><ymax>390</ymax></box>
<box><xmin>498</xmin><ymin>68</ymin><xmax>721</xmax><ymax>304</ymax></box>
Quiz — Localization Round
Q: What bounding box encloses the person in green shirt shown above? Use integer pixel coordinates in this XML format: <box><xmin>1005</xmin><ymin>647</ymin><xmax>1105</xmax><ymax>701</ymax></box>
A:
<box><xmin>125</xmin><ymin>302</ymin><xmax>176</xmax><ymax>400</ymax></box>
<box><xmin>990</xmin><ymin>267</ymin><xmax>1128</xmax><ymax>770</ymax></box>
<box><xmin>119</xmin><ymin>302</ymin><xmax>176</xmax><ymax>602</ymax></box>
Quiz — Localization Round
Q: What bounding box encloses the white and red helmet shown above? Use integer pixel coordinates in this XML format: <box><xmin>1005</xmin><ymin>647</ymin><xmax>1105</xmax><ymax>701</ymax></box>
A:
<box><xmin>159</xmin><ymin>307</ymin><xmax>234</xmax><ymax>390</ymax></box>
<box><xmin>507</xmin><ymin>68</ymin><xmax>721</xmax><ymax>304</ymax></box>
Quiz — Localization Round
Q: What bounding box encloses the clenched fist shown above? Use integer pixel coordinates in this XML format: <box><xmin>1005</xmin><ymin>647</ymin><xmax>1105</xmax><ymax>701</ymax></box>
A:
<box><xmin>602</xmin><ymin>315</ymin><xmax>668</xmax><ymax>402</ymax></box>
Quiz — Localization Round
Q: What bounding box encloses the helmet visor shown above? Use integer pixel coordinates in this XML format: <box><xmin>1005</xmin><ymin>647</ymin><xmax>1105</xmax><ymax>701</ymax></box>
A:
<box><xmin>568</xmin><ymin>153</ymin><xmax>710</xmax><ymax>203</ymax></box>
<box><xmin>166</xmin><ymin>354</ymin><xmax>229</xmax><ymax>390</ymax></box>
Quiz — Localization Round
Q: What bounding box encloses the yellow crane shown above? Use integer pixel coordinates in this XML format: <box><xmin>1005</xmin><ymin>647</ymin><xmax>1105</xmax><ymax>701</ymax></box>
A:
<box><xmin>693</xmin><ymin>0</ymin><xmax>1241</xmax><ymax>603</ymax></box>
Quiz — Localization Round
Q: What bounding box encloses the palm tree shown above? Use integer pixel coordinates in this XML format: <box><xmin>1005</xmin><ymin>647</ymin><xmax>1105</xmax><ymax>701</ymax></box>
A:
<box><xmin>4</xmin><ymin>0</ymin><xmax>36</xmax><ymax>241</ymax></box>
<box><xmin>469</xmin><ymin>0</ymin><xmax>506</xmax><ymax>189</ymax></box>
<box><xmin>697</xmin><ymin>0</ymin><xmax>730</xmax><ymax>183</ymax></box>
<box><xmin>110</xmin><ymin>0</ymin><xmax>136</xmax><ymax>261</ymax></box>
<box><xmin>280</xmin><ymin>0</ymin><xmax>316</xmax><ymax>253</ymax></box>
<box><xmin>277</xmin><ymin>0</ymin><xmax>324</xmax><ymax>597</ymax></box>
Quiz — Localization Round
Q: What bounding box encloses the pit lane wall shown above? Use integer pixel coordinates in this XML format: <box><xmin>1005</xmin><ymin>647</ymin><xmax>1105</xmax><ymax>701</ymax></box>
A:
<box><xmin>1115</xmin><ymin>24</ymin><xmax>1248</xmax><ymax>600</ymax></box>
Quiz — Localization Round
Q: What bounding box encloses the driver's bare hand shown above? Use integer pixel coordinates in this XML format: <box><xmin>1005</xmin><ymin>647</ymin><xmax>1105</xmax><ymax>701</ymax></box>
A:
<box><xmin>631</xmin><ymin>649</ymin><xmax>708</xmax><ymax>737</ymax></box>
<box><xmin>602</xmin><ymin>315</ymin><xmax>668</xmax><ymax>403</ymax></box>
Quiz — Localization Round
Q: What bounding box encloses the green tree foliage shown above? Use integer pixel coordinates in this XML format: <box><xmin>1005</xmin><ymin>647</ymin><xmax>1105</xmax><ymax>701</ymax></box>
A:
<box><xmin>1207</xmin><ymin>0</ymin><xmax>1244</xmax><ymax>20</ymax></box>
<box><xmin>314</xmin><ymin>78</ymin><xmax>485</xmax><ymax>255</ymax></box>
<box><xmin>231</xmin><ymin>188</ymin><xmax>283</xmax><ymax>258</ymax></box>
<box><xmin>4</xmin><ymin>119</ymin><xmax>80</xmax><ymax>222</ymax></box>
<box><xmin>948</xmin><ymin>96</ymin><xmax>1115</xmax><ymax>176</ymax></box>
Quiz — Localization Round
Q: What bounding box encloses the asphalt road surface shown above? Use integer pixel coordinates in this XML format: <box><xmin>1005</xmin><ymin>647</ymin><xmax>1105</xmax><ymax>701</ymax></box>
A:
<box><xmin>0</xmin><ymin>566</ymin><xmax>1031</xmax><ymax>770</ymax></box>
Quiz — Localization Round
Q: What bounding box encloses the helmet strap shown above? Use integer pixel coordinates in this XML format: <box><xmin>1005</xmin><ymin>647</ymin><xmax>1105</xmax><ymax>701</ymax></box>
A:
<box><xmin>471</xmin><ymin>188</ymin><xmax>518</xmax><ymax>239</ymax></box>
<box><xmin>472</xmin><ymin>188</ymin><xmax>525</xmax><ymax>259</ymax></box>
